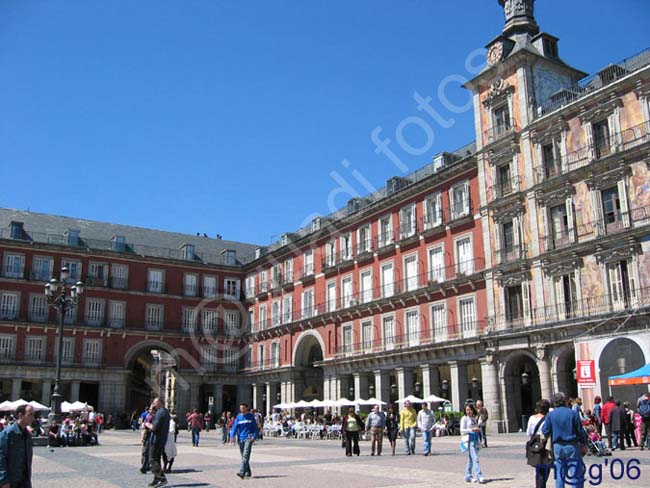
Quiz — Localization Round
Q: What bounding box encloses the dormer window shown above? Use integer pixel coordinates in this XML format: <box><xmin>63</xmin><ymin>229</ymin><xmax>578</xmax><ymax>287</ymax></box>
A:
<box><xmin>9</xmin><ymin>222</ymin><xmax>24</xmax><ymax>240</ymax></box>
<box><xmin>543</xmin><ymin>37</ymin><xmax>558</xmax><ymax>58</ymax></box>
<box><xmin>255</xmin><ymin>247</ymin><xmax>262</xmax><ymax>259</ymax></box>
<box><xmin>181</xmin><ymin>243</ymin><xmax>195</xmax><ymax>260</ymax></box>
<box><xmin>112</xmin><ymin>235</ymin><xmax>126</xmax><ymax>251</ymax></box>
<box><xmin>312</xmin><ymin>217</ymin><xmax>322</xmax><ymax>232</ymax></box>
<box><xmin>64</xmin><ymin>229</ymin><xmax>80</xmax><ymax>246</ymax></box>
<box><xmin>280</xmin><ymin>234</ymin><xmax>289</xmax><ymax>246</ymax></box>
<box><xmin>223</xmin><ymin>249</ymin><xmax>236</xmax><ymax>266</ymax></box>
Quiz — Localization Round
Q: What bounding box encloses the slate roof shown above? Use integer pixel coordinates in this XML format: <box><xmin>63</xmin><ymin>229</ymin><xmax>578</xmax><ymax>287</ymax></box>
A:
<box><xmin>0</xmin><ymin>208</ymin><xmax>260</xmax><ymax>266</ymax></box>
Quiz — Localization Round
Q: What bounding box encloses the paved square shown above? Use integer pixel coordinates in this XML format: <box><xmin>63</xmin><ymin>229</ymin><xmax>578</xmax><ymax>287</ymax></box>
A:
<box><xmin>33</xmin><ymin>430</ymin><xmax>650</xmax><ymax>487</ymax></box>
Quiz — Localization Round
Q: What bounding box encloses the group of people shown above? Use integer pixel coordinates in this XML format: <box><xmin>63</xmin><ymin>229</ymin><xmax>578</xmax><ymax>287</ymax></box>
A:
<box><xmin>47</xmin><ymin>417</ymin><xmax>99</xmax><ymax>447</ymax></box>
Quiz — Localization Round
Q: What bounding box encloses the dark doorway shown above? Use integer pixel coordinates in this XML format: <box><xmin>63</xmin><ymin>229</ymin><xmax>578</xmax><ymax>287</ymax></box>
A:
<box><xmin>79</xmin><ymin>382</ymin><xmax>99</xmax><ymax>407</ymax></box>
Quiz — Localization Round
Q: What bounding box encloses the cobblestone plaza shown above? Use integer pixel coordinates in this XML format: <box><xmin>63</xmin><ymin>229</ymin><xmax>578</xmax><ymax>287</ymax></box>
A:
<box><xmin>32</xmin><ymin>430</ymin><xmax>650</xmax><ymax>488</ymax></box>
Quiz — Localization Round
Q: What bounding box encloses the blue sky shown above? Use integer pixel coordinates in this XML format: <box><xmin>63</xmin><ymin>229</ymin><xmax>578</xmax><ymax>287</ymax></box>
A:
<box><xmin>1</xmin><ymin>0</ymin><xmax>648</xmax><ymax>246</ymax></box>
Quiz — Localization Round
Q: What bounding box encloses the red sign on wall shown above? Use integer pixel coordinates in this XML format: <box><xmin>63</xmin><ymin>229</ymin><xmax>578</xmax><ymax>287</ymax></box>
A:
<box><xmin>576</xmin><ymin>360</ymin><xmax>596</xmax><ymax>387</ymax></box>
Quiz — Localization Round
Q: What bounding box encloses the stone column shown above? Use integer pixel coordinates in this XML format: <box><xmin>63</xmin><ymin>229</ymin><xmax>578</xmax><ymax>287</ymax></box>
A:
<box><xmin>353</xmin><ymin>372</ymin><xmax>369</xmax><ymax>400</ymax></box>
<box><xmin>70</xmin><ymin>381</ymin><xmax>80</xmax><ymax>402</ymax></box>
<box><xmin>374</xmin><ymin>370</ymin><xmax>391</xmax><ymax>406</ymax></box>
<box><xmin>11</xmin><ymin>379</ymin><xmax>22</xmax><ymax>400</ymax></box>
<box><xmin>421</xmin><ymin>364</ymin><xmax>439</xmax><ymax>398</ymax></box>
<box><xmin>396</xmin><ymin>368</ymin><xmax>413</xmax><ymax>405</ymax></box>
<box><xmin>212</xmin><ymin>384</ymin><xmax>223</xmax><ymax>415</ymax></box>
<box><xmin>41</xmin><ymin>381</ymin><xmax>51</xmax><ymax>406</ymax></box>
<box><xmin>449</xmin><ymin>361</ymin><xmax>467</xmax><ymax>411</ymax></box>
<box><xmin>536</xmin><ymin>347</ymin><xmax>553</xmax><ymax>401</ymax></box>
<box><xmin>251</xmin><ymin>383</ymin><xmax>259</xmax><ymax>410</ymax></box>
<box><xmin>323</xmin><ymin>376</ymin><xmax>331</xmax><ymax>401</ymax></box>
<box><xmin>265</xmin><ymin>382</ymin><xmax>272</xmax><ymax>416</ymax></box>
<box><xmin>480</xmin><ymin>356</ymin><xmax>503</xmax><ymax>433</ymax></box>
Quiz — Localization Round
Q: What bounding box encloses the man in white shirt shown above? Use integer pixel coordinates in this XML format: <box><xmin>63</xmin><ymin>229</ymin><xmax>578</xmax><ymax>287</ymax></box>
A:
<box><xmin>417</xmin><ymin>402</ymin><xmax>436</xmax><ymax>456</ymax></box>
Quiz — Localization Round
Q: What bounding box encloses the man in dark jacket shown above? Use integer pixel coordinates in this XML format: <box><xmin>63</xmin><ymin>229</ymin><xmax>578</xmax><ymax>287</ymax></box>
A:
<box><xmin>0</xmin><ymin>404</ymin><xmax>34</xmax><ymax>488</ymax></box>
<box><xmin>144</xmin><ymin>398</ymin><xmax>170</xmax><ymax>487</ymax></box>
<box><xmin>610</xmin><ymin>400</ymin><xmax>628</xmax><ymax>451</ymax></box>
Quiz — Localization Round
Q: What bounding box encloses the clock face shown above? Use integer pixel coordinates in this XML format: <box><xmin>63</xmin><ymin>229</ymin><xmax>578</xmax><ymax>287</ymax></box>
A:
<box><xmin>487</xmin><ymin>42</ymin><xmax>504</xmax><ymax>66</ymax></box>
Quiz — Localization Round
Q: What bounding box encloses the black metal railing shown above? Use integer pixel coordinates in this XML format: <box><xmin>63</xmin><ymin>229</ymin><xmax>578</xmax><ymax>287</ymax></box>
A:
<box><xmin>483</xmin><ymin>119</ymin><xmax>517</xmax><ymax>145</ymax></box>
<box><xmin>495</xmin><ymin>244</ymin><xmax>527</xmax><ymax>265</ymax></box>
<box><xmin>445</xmin><ymin>198</ymin><xmax>473</xmax><ymax>223</ymax></box>
<box><xmin>540</xmin><ymin>229</ymin><xmax>575</xmax><ymax>253</ymax></box>
<box><xmin>491</xmin><ymin>175</ymin><xmax>522</xmax><ymax>201</ymax></box>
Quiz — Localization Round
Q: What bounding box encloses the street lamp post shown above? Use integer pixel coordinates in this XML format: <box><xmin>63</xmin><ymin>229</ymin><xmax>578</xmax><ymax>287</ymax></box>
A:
<box><xmin>45</xmin><ymin>266</ymin><xmax>84</xmax><ymax>424</ymax></box>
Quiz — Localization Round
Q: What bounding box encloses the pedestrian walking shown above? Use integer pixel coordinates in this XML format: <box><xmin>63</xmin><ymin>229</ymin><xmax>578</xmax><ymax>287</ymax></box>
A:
<box><xmin>0</xmin><ymin>404</ymin><xmax>34</xmax><ymax>488</ymax></box>
<box><xmin>460</xmin><ymin>403</ymin><xmax>486</xmax><ymax>484</ymax></box>
<box><xmin>230</xmin><ymin>403</ymin><xmax>259</xmax><ymax>479</ymax></box>
<box><xmin>476</xmin><ymin>400</ymin><xmax>489</xmax><ymax>447</ymax></box>
<box><xmin>592</xmin><ymin>396</ymin><xmax>602</xmax><ymax>436</ymax></box>
<box><xmin>541</xmin><ymin>392</ymin><xmax>588</xmax><ymax>488</ymax></box>
<box><xmin>145</xmin><ymin>398</ymin><xmax>170</xmax><ymax>488</ymax></box>
<box><xmin>610</xmin><ymin>400</ymin><xmax>628</xmax><ymax>451</ymax></box>
<box><xmin>162</xmin><ymin>415</ymin><xmax>177</xmax><ymax>474</ymax></box>
<box><xmin>400</xmin><ymin>400</ymin><xmax>417</xmax><ymax>455</ymax></box>
<box><xmin>386</xmin><ymin>406</ymin><xmax>399</xmax><ymax>456</ymax></box>
<box><xmin>526</xmin><ymin>399</ymin><xmax>551</xmax><ymax>488</ymax></box>
<box><xmin>601</xmin><ymin>396</ymin><xmax>615</xmax><ymax>449</ymax></box>
<box><xmin>341</xmin><ymin>407</ymin><xmax>364</xmax><ymax>457</ymax></box>
<box><xmin>219</xmin><ymin>411</ymin><xmax>228</xmax><ymax>444</ymax></box>
<box><xmin>638</xmin><ymin>392</ymin><xmax>650</xmax><ymax>450</ymax></box>
<box><xmin>365</xmin><ymin>405</ymin><xmax>386</xmax><ymax>456</ymax></box>
<box><xmin>417</xmin><ymin>402</ymin><xmax>435</xmax><ymax>456</ymax></box>
<box><xmin>623</xmin><ymin>402</ymin><xmax>637</xmax><ymax>448</ymax></box>
<box><xmin>140</xmin><ymin>407</ymin><xmax>154</xmax><ymax>474</ymax></box>
<box><xmin>187</xmin><ymin>409</ymin><xmax>203</xmax><ymax>447</ymax></box>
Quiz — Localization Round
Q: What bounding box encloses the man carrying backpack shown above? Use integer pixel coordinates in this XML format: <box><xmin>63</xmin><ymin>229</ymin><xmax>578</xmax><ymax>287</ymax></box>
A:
<box><xmin>639</xmin><ymin>392</ymin><xmax>650</xmax><ymax>451</ymax></box>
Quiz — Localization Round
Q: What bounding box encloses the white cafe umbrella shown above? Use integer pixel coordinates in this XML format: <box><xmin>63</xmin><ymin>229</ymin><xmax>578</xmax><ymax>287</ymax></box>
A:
<box><xmin>272</xmin><ymin>403</ymin><xmax>290</xmax><ymax>409</ymax></box>
<box><xmin>28</xmin><ymin>400</ymin><xmax>50</xmax><ymax>412</ymax></box>
<box><xmin>0</xmin><ymin>400</ymin><xmax>14</xmax><ymax>411</ymax></box>
<box><xmin>358</xmin><ymin>397</ymin><xmax>387</xmax><ymax>406</ymax></box>
<box><xmin>308</xmin><ymin>399</ymin><xmax>325</xmax><ymax>407</ymax></box>
<box><xmin>294</xmin><ymin>400</ymin><xmax>311</xmax><ymax>408</ymax></box>
<box><xmin>61</xmin><ymin>401</ymin><xmax>74</xmax><ymax>413</ymax></box>
<box><xmin>9</xmin><ymin>399</ymin><xmax>29</xmax><ymax>409</ymax></box>
<box><xmin>318</xmin><ymin>399</ymin><xmax>338</xmax><ymax>408</ymax></box>
<box><xmin>396</xmin><ymin>395</ymin><xmax>425</xmax><ymax>404</ymax></box>
<box><xmin>421</xmin><ymin>394</ymin><xmax>447</xmax><ymax>404</ymax></box>
<box><xmin>69</xmin><ymin>401</ymin><xmax>94</xmax><ymax>412</ymax></box>
<box><xmin>334</xmin><ymin>397</ymin><xmax>356</xmax><ymax>406</ymax></box>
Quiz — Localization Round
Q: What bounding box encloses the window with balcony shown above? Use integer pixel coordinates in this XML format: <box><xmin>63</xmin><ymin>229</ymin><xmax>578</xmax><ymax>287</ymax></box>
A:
<box><xmin>284</xmin><ymin>258</ymin><xmax>293</xmax><ymax>283</ymax></box>
<box><xmin>493</xmin><ymin>104</ymin><xmax>511</xmax><ymax>136</ymax></box>
<box><xmin>29</xmin><ymin>294</ymin><xmax>48</xmax><ymax>322</ymax></box>
<box><xmin>258</xmin><ymin>344</ymin><xmax>265</xmax><ymax>369</ymax></box>
<box><xmin>271</xmin><ymin>300</ymin><xmax>281</xmax><ymax>327</ymax></box>
<box><xmin>60</xmin><ymin>302</ymin><xmax>77</xmax><ymax>325</ymax></box>
<box><xmin>61</xmin><ymin>259</ymin><xmax>81</xmax><ymax>283</ymax></box>
<box><xmin>108</xmin><ymin>301</ymin><xmax>126</xmax><ymax>328</ymax></box>
<box><xmin>245</xmin><ymin>276</ymin><xmax>255</xmax><ymax>298</ymax></box>
<box><xmin>382</xmin><ymin>315</ymin><xmax>395</xmax><ymax>349</ymax></box>
<box><xmin>201</xmin><ymin>345</ymin><xmax>217</xmax><ymax>369</ymax></box>
<box><xmin>455</xmin><ymin>236</ymin><xmax>474</xmax><ymax>275</ymax></box>
<box><xmin>405</xmin><ymin>309</ymin><xmax>420</xmax><ymax>346</ymax></box>
<box><xmin>31</xmin><ymin>256</ymin><xmax>53</xmax><ymax>282</ymax></box>
<box><xmin>552</xmin><ymin>273</ymin><xmax>578</xmax><ymax>320</ymax></box>
<box><xmin>301</xmin><ymin>288</ymin><xmax>314</xmax><ymax>318</ymax></box>
<box><xmin>430</xmin><ymin>302</ymin><xmax>447</xmax><ymax>342</ymax></box>
<box><xmin>85</xmin><ymin>298</ymin><xmax>105</xmax><ymax>326</ymax></box>
<box><xmin>145</xmin><ymin>304</ymin><xmax>164</xmax><ymax>330</ymax></box>
<box><xmin>399</xmin><ymin>204</ymin><xmax>417</xmax><ymax>239</ymax></box>
<box><xmin>504</xmin><ymin>285</ymin><xmax>524</xmax><ymax>323</ymax></box>
<box><xmin>282</xmin><ymin>296</ymin><xmax>292</xmax><ymax>324</ymax></box>
<box><xmin>203</xmin><ymin>275</ymin><xmax>217</xmax><ymax>298</ymax></box>
<box><xmin>224</xmin><ymin>278</ymin><xmax>240</xmax><ymax>298</ymax></box>
<box><xmin>111</xmin><ymin>264</ymin><xmax>128</xmax><ymax>289</ymax></box>
<box><xmin>602</xmin><ymin>186</ymin><xmax>622</xmax><ymax>228</ymax></box>
<box><xmin>25</xmin><ymin>336</ymin><xmax>44</xmax><ymax>362</ymax></box>
<box><xmin>501</xmin><ymin>220</ymin><xmax>515</xmax><ymax>260</ymax></box>
<box><xmin>87</xmin><ymin>262</ymin><xmax>108</xmax><ymax>286</ymax></box>
<box><xmin>497</xmin><ymin>164</ymin><xmax>513</xmax><ymax>197</ymax></box>
<box><xmin>340</xmin><ymin>233</ymin><xmax>352</xmax><ymax>261</ymax></box>
<box><xmin>325</xmin><ymin>240</ymin><xmax>336</xmax><ymax>267</ymax></box>
<box><xmin>259</xmin><ymin>270</ymin><xmax>268</xmax><ymax>293</ymax></box>
<box><xmin>3</xmin><ymin>253</ymin><xmax>24</xmax><ymax>279</ymax></box>
<box><xmin>55</xmin><ymin>337</ymin><xmax>75</xmax><ymax>365</ymax></box>
<box><xmin>82</xmin><ymin>339</ymin><xmax>102</xmax><ymax>366</ymax></box>
<box><xmin>341</xmin><ymin>277</ymin><xmax>353</xmax><ymax>308</ymax></box>
<box><xmin>357</xmin><ymin>225</ymin><xmax>371</xmax><ymax>253</ymax></box>
<box><xmin>326</xmin><ymin>281</ymin><xmax>337</xmax><ymax>312</ymax></box>
<box><xmin>541</xmin><ymin>142</ymin><xmax>559</xmax><ymax>179</ymax></box>
<box><xmin>182</xmin><ymin>307</ymin><xmax>197</xmax><ymax>332</ymax></box>
<box><xmin>381</xmin><ymin>262</ymin><xmax>394</xmax><ymax>297</ymax></box>
<box><xmin>247</xmin><ymin>309</ymin><xmax>254</xmax><ymax>331</ymax></box>
<box><xmin>259</xmin><ymin>304</ymin><xmax>267</xmax><ymax>330</ymax></box>
<box><xmin>361</xmin><ymin>320</ymin><xmax>373</xmax><ymax>351</ymax></box>
<box><xmin>459</xmin><ymin>296</ymin><xmax>477</xmax><ymax>337</ymax></box>
<box><xmin>0</xmin><ymin>334</ymin><xmax>16</xmax><ymax>360</ymax></box>
<box><xmin>225</xmin><ymin>310</ymin><xmax>240</xmax><ymax>335</ymax></box>
<box><xmin>341</xmin><ymin>324</ymin><xmax>353</xmax><ymax>354</ymax></box>
<box><xmin>184</xmin><ymin>274</ymin><xmax>198</xmax><ymax>296</ymax></box>
<box><xmin>271</xmin><ymin>264</ymin><xmax>282</xmax><ymax>289</ymax></box>
<box><xmin>0</xmin><ymin>292</ymin><xmax>19</xmax><ymax>319</ymax></box>
<box><xmin>449</xmin><ymin>181</ymin><xmax>470</xmax><ymax>220</ymax></box>
<box><xmin>404</xmin><ymin>255</ymin><xmax>418</xmax><ymax>291</ymax></box>
<box><xmin>593</xmin><ymin>119</ymin><xmax>611</xmax><ymax>158</ymax></box>
<box><xmin>202</xmin><ymin>309</ymin><xmax>218</xmax><ymax>333</ymax></box>
<box><xmin>428</xmin><ymin>245</ymin><xmax>445</xmax><ymax>283</ymax></box>
<box><xmin>549</xmin><ymin>203</ymin><xmax>572</xmax><ymax>249</ymax></box>
<box><xmin>378</xmin><ymin>214</ymin><xmax>393</xmax><ymax>247</ymax></box>
<box><xmin>270</xmin><ymin>341</ymin><xmax>280</xmax><ymax>367</ymax></box>
<box><xmin>608</xmin><ymin>259</ymin><xmax>637</xmax><ymax>311</ymax></box>
<box><xmin>225</xmin><ymin>347</ymin><xmax>239</xmax><ymax>370</ymax></box>
<box><xmin>424</xmin><ymin>193</ymin><xmax>442</xmax><ymax>228</ymax></box>
<box><xmin>303</xmin><ymin>250</ymin><xmax>314</xmax><ymax>276</ymax></box>
<box><xmin>147</xmin><ymin>269</ymin><xmax>164</xmax><ymax>293</ymax></box>
<box><xmin>360</xmin><ymin>269</ymin><xmax>373</xmax><ymax>303</ymax></box>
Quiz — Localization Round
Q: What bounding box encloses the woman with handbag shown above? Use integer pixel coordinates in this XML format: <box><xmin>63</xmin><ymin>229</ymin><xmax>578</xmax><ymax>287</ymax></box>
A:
<box><xmin>341</xmin><ymin>407</ymin><xmax>365</xmax><ymax>457</ymax></box>
<box><xmin>460</xmin><ymin>404</ymin><xmax>486</xmax><ymax>484</ymax></box>
<box><xmin>526</xmin><ymin>399</ymin><xmax>551</xmax><ymax>488</ymax></box>
<box><xmin>386</xmin><ymin>405</ymin><xmax>399</xmax><ymax>456</ymax></box>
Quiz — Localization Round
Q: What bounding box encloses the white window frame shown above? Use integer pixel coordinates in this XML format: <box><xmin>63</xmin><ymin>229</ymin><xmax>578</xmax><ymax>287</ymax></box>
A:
<box><xmin>357</xmin><ymin>224</ymin><xmax>371</xmax><ymax>254</ymax></box>
<box><xmin>182</xmin><ymin>307</ymin><xmax>197</xmax><ymax>332</ymax></box>
<box><xmin>271</xmin><ymin>300</ymin><xmax>281</xmax><ymax>327</ymax></box>
<box><xmin>303</xmin><ymin>250</ymin><xmax>314</xmax><ymax>276</ymax></box>
<box><xmin>325</xmin><ymin>240</ymin><xmax>336</xmax><ymax>267</ymax></box>
<box><xmin>202</xmin><ymin>308</ymin><xmax>218</xmax><ymax>333</ymax></box>
<box><xmin>284</xmin><ymin>258</ymin><xmax>293</xmax><ymax>283</ymax></box>
<box><xmin>29</xmin><ymin>293</ymin><xmax>48</xmax><ymax>323</ymax></box>
<box><xmin>88</xmin><ymin>261</ymin><xmax>108</xmax><ymax>286</ymax></box>
<box><xmin>110</xmin><ymin>263</ymin><xmax>129</xmax><ymax>289</ymax></box>
<box><xmin>0</xmin><ymin>334</ymin><xmax>16</xmax><ymax>360</ymax></box>
<box><xmin>361</xmin><ymin>319</ymin><xmax>374</xmax><ymax>352</ymax></box>
<box><xmin>184</xmin><ymin>273</ymin><xmax>199</xmax><ymax>297</ymax></box>
<box><xmin>427</xmin><ymin>244</ymin><xmax>445</xmax><ymax>283</ymax></box>
<box><xmin>342</xmin><ymin>322</ymin><xmax>354</xmax><ymax>354</ymax></box>
<box><xmin>2</xmin><ymin>253</ymin><xmax>25</xmax><ymax>279</ymax></box>
<box><xmin>403</xmin><ymin>252</ymin><xmax>419</xmax><ymax>292</ymax></box>
<box><xmin>270</xmin><ymin>341</ymin><xmax>280</xmax><ymax>367</ymax></box>
<box><xmin>449</xmin><ymin>180</ymin><xmax>470</xmax><ymax>220</ymax></box>
<box><xmin>203</xmin><ymin>275</ymin><xmax>218</xmax><ymax>298</ymax></box>
<box><xmin>382</xmin><ymin>314</ymin><xmax>396</xmax><ymax>350</ymax></box>
<box><xmin>405</xmin><ymin>307</ymin><xmax>420</xmax><ymax>346</ymax></box>
<box><xmin>454</xmin><ymin>234</ymin><xmax>474</xmax><ymax>276</ymax></box>
<box><xmin>341</xmin><ymin>275</ymin><xmax>353</xmax><ymax>308</ymax></box>
<box><xmin>224</xmin><ymin>278</ymin><xmax>241</xmax><ymax>299</ymax></box>
<box><xmin>224</xmin><ymin>310</ymin><xmax>240</xmax><ymax>335</ymax></box>
<box><xmin>380</xmin><ymin>261</ymin><xmax>394</xmax><ymax>298</ymax></box>
<box><xmin>458</xmin><ymin>294</ymin><xmax>477</xmax><ymax>338</ymax></box>
<box><xmin>340</xmin><ymin>233</ymin><xmax>352</xmax><ymax>260</ymax></box>
<box><xmin>430</xmin><ymin>301</ymin><xmax>447</xmax><ymax>342</ymax></box>
<box><xmin>145</xmin><ymin>304</ymin><xmax>164</xmax><ymax>330</ymax></box>
<box><xmin>82</xmin><ymin>339</ymin><xmax>102</xmax><ymax>366</ymax></box>
<box><xmin>61</xmin><ymin>259</ymin><xmax>82</xmax><ymax>283</ymax></box>
<box><xmin>301</xmin><ymin>288</ymin><xmax>314</xmax><ymax>318</ymax></box>
<box><xmin>85</xmin><ymin>298</ymin><xmax>105</xmax><ymax>326</ymax></box>
<box><xmin>259</xmin><ymin>304</ymin><xmax>267</xmax><ymax>330</ymax></box>
<box><xmin>201</xmin><ymin>345</ymin><xmax>217</xmax><ymax>370</ymax></box>
<box><xmin>108</xmin><ymin>300</ymin><xmax>126</xmax><ymax>328</ymax></box>
<box><xmin>55</xmin><ymin>337</ymin><xmax>75</xmax><ymax>365</ymax></box>
<box><xmin>378</xmin><ymin>214</ymin><xmax>393</xmax><ymax>247</ymax></box>
<box><xmin>399</xmin><ymin>203</ymin><xmax>417</xmax><ymax>239</ymax></box>
<box><xmin>359</xmin><ymin>267</ymin><xmax>373</xmax><ymax>304</ymax></box>
<box><xmin>424</xmin><ymin>192</ymin><xmax>443</xmax><ymax>228</ymax></box>
<box><xmin>24</xmin><ymin>336</ymin><xmax>45</xmax><ymax>362</ymax></box>
<box><xmin>0</xmin><ymin>291</ymin><xmax>20</xmax><ymax>320</ymax></box>
<box><xmin>282</xmin><ymin>296</ymin><xmax>293</xmax><ymax>324</ymax></box>
<box><xmin>31</xmin><ymin>255</ymin><xmax>53</xmax><ymax>282</ymax></box>
<box><xmin>326</xmin><ymin>281</ymin><xmax>337</xmax><ymax>312</ymax></box>
<box><xmin>147</xmin><ymin>269</ymin><xmax>165</xmax><ymax>293</ymax></box>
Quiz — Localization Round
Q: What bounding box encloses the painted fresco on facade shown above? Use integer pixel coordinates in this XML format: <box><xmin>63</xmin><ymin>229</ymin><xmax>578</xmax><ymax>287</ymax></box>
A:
<box><xmin>574</xmin><ymin>181</ymin><xmax>594</xmax><ymax>238</ymax></box>
<box><xmin>619</xmin><ymin>92</ymin><xmax>644</xmax><ymax>131</ymax></box>
<box><xmin>629</xmin><ymin>162</ymin><xmax>650</xmax><ymax>219</ymax></box>
<box><xmin>565</xmin><ymin>117</ymin><xmax>585</xmax><ymax>153</ymax></box>
<box><xmin>581</xmin><ymin>255</ymin><xmax>605</xmax><ymax>299</ymax></box>
<box><xmin>638</xmin><ymin>238</ymin><xmax>650</xmax><ymax>290</ymax></box>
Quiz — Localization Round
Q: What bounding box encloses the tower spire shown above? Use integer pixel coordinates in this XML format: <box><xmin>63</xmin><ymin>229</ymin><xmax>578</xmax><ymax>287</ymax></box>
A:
<box><xmin>498</xmin><ymin>0</ymin><xmax>539</xmax><ymax>37</ymax></box>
